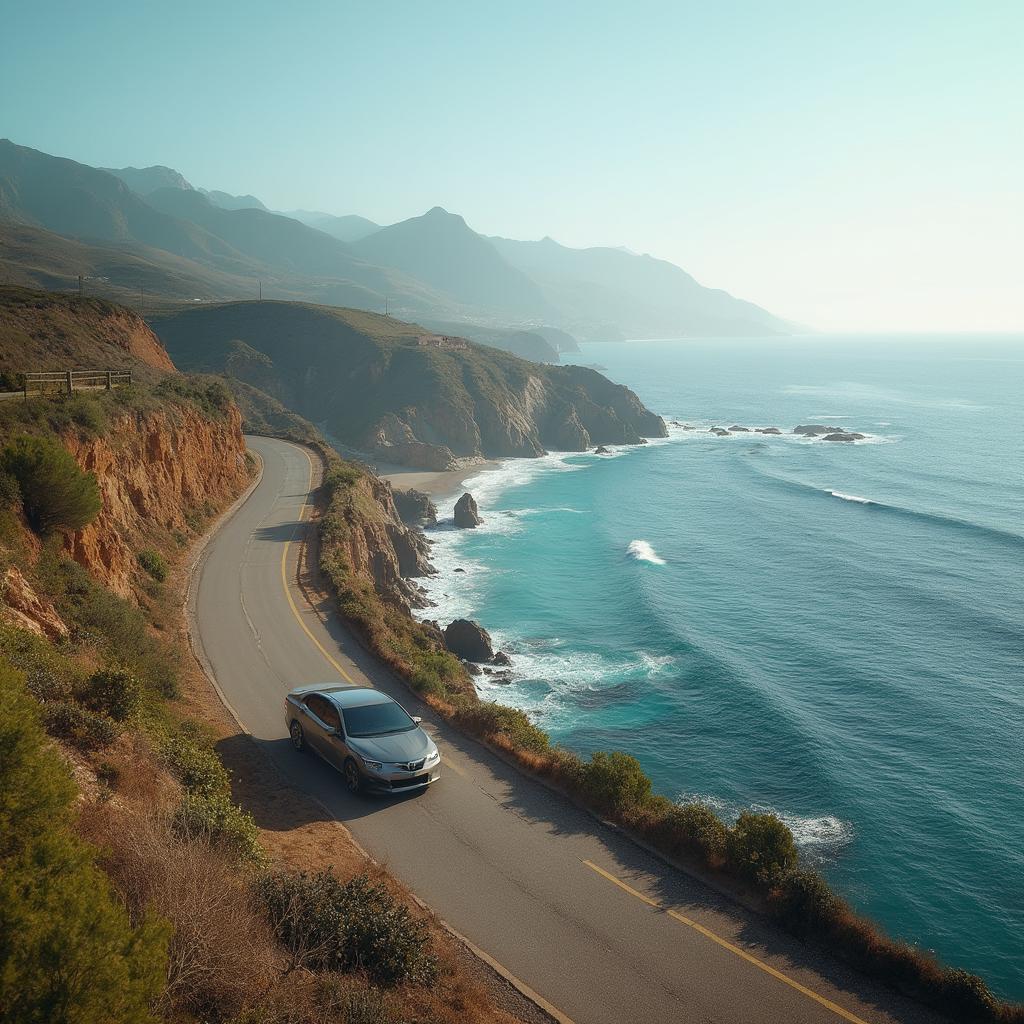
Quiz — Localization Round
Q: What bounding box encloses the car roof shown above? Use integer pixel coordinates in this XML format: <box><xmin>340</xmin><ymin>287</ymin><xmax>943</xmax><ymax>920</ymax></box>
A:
<box><xmin>288</xmin><ymin>683</ymin><xmax>395</xmax><ymax>709</ymax></box>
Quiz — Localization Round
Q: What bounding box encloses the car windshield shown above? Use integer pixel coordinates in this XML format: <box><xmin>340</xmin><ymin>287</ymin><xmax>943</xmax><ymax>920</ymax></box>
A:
<box><xmin>343</xmin><ymin>700</ymin><xmax>416</xmax><ymax>737</ymax></box>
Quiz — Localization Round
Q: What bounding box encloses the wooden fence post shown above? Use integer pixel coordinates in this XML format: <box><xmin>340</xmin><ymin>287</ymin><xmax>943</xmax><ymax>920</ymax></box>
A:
<box><xmin>106</xmin><ymin>371</ymin><xmax>112</xmax><ymax>390</ymax></box>
<box><xmin>66</xmin><ymin>370</ymin><xmax>73</xmax><ymax>394</ymax></box>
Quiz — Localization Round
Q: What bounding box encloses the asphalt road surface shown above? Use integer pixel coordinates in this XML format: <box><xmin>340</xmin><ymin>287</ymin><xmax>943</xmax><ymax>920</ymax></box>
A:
<box><xmin>191</xmin><ymin>435</ymin><xmax>943</xmax><ymax>1024</ymax></box>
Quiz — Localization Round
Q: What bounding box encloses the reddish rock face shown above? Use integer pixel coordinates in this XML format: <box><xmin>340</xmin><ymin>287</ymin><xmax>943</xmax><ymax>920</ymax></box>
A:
<box><xmin>62</xmin><ymin>405</ymin><xmax>249</xmax><ymax>597</ymax></box>
<box><xmin>1</xmin><ymin>566</ymin><xmax>69</xmax><ymax>639</ymax></box>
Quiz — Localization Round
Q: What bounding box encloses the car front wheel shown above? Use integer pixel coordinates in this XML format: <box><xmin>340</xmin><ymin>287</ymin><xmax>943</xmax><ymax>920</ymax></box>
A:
<box><xmin>289</xmin><ymin>720</ymin><xmax>305</xmax><ymax>752</ymax></box>
<box><xmin>343</xmin><ymin>758</ymin><xmax>362</xmax><ymax>794</ymax></box>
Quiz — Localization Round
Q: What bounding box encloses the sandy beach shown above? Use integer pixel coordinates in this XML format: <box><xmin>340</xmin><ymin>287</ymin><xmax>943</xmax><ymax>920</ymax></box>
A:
<box><xmin>376</xmin><ymin>458</ymin><xmax>499</xmax><ymax>500</ymax></box>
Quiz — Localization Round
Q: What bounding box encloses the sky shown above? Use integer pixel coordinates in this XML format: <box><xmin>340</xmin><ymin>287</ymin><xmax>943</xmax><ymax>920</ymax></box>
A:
<box><xmin>2</xmin><ymin>0</ymin><xmax>1022</xmax><ymax>332</ymax></box>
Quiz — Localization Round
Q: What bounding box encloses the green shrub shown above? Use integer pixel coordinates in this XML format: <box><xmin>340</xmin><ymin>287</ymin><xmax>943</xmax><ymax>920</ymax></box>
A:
<box><xmin>324</xmin><ymin>463</ymin><xmax>363</xmax><ymax>496</ymax></box>
<box><xmin>579</xmin><ymin>750</ymin><xmax>652</xmax><ymax>814</ymax></box>
<box><xmin>0</xmin><ymin>434</ymin><xmax>102</xmax><ymax>534</ymax></box>
<box><xmin>450</xmin><ymin>698</ymin><xmax>550</xmax><ymax>754</ymax></box>
<box><xmin>137</xmin><ymin>548</ymin><xmax>168</xmax><ymax>582</ymax></box>
<box><xmin>258</xmin><ymin>869</ymin><xmax>437</xmax><ymax>986</ymax></box>
<box><xmin>0</xmin><ymin>623</ymin><xmax>82</xmax><ymax>702</ymax></box>
<box><xmin>0</xmin><ymin>468</ymin><xmax>19</xmax><ymax>507</ymax></box>
<box><xmin>173</xmin><ymin>792</ymin><xmax>264</xmax><ymax>866</ymax></box>
<box><xmin>43</xmin><ymin>700</ymin><xmax>118</xmax><ymax>751</ymax></box>
<box><xmin>665</xmin><ymin>801</ymin><xmax>729</xmax><ymax>864</ymax></box>
<box><xmin>771</xmin><ymin>868</ymin><xmax>841</xmax><ymax>936</ymax></box>
<box><xmin>0</xmin><ymin>659</ymin><xmax>169</xmax><ymax>1021</ymax></box>
<box><xmin>161</xmin><ymin>731</ymin><xmax>230</xmax><ymax>798</ymax></box>
<box><xmin>727</xmin><ymin>811</ymin><xmax>798</xmax><ymax>886</ymax></box>
<box><xmin>66</xmin><ymin>393</ymin><xmax>109</xmax><ymax>436</ymax></box>
<box><xmin>78</xmin><ymin>667</ymin><xmax>143</xmax><ymax>722</ymax></box>
<box><xmin>938</xmin><ymin>968</ymin><xmax>1000</xmax><ymax>1021</ymax></box>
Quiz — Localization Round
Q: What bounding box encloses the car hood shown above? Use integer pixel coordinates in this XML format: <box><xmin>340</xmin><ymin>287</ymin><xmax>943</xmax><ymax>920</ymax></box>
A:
<box><xmin>349</xmin><ymin>728</ymin><xmax>433</xmax><ymax>762</ymax></box>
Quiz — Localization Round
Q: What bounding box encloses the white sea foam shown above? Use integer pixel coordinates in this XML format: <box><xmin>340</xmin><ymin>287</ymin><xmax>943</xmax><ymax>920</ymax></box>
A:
<box><xmin>830</xmin><ymin>491</ymin><xmax>873</xmax><ymax>504</ymax></box>
<box><xmin>679</xmin><ymin>793</ymin><xmax>854</xmax><ymax>854</ymax></box>
<box><xmin>627</xmin><ymin>540</ymin><xmax>666</xmax><ymax>564</ymax></box>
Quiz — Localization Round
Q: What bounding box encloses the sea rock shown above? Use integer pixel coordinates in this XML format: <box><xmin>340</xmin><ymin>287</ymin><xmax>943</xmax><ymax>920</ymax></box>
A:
<box><xmin>755</xmin><ymin>427</ymin><xmax>782</xmax><ymax>435</ymax></box>
<box><xmin>443</xmin><ymin>618</ymin><xmax>494</xmax><ymax>662</ymax></box>
<box><xmin>392</xmin><ymin>487</ymin><xmax>438</xmax><ymax>526</ymax></box>
<box><xmin>728</xmin><ymin>425</ymin><xmax>750</xmax><ymax>432</ymax></box>
<box><xmin>683</xmin><ymin>424</ymin><xmax>696</xmax><ymax>430</ymax></box>
<box><xmin>594</xmin><ymin>445</ymin><xmax>612</xmax><ymax>455</ymax></box>
<box><xmin>793</xmin><ymin>424</ymin><xmax>839</xmax><ymax>436</ymax></box>
<box><xmin>454</xmin><ymin>492</ymin><xmax>482</xmax><ymax>528</ymax></box>
<box><xmin>453</xmin><ymin>567</ymin><xmax>466</xmax><ymax>573</ymax></box>
<box><xmin>464</xmin><ymin>661</ymin><xmax>483</xmax><ymax>676</ymax></box>
<box><xmin>710</xmin><ymin>427</ymin><xmax>731</xmax><ymax>436</ymax></box>
<box><xmin>492</xmin><ymin>650</ymin><xmax>512</xmax><ymax>666</ymax></box>
<box><xmin>822</xmin><ymin>432</ymin><xmax>866</xmax><ymax>442</ymax></box>
<box><xmin>489</xmin><ymin>671</ymin><xmax>514</xmax><ymax>684</ymax></box>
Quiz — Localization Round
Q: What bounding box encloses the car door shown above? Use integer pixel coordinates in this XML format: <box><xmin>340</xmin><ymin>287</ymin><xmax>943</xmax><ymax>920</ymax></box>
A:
<box><xmin>300</xmin><ymin>693</ymin><xmax>334</xmax><ymax>761</ymax></box>
<box><xmin>316</xmin><ymin>699</ymin><xmax>348</xmax><ymax>769</ymax></box>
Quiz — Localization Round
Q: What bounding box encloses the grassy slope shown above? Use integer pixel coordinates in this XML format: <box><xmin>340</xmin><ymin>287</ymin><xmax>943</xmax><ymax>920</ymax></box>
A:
<box><xmin>0</xmin><ymin>286</ymin><xmax>177</xmax><ymax>379</ymax></box>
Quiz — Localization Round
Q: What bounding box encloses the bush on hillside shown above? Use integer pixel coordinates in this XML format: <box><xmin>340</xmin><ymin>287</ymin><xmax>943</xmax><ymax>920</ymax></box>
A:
<box><xmin>324</xmin><ymin>463</ymin><xmax>363</xmax><ymax>496</ymax></box>
<box><xmin>577</xmin><ymin>750</ymin><xmax>652</xmax><ymax>815</ymax></box>
<box><xmin>160</xmin><ymin>730</ymin><xmax>231</xmax><ymax>798</ymax></box>
<box><xmin>137</xmin><ymin>548</ymin><xmax>168</xmax><ymax>582</ymax></box>
<box><xmin>449</xmin><ymin>698</ymin><xmax>550</xmax><ymax>754</ymax></box>
<box><xmin>42</xmin><ymin>700</ymin><xmax>118</xmax><ymax>751</ymax></box>
<box><xmin>727</xmin><ymin>811</ymin><xmax>799</xmax><ymax>886</ymax></box>
<box><xmin>258</xmin><ymin>869</ymin><xmax>437</xmax><ymax>986</ymax></box>
<box><xmin>0</xmin><ymin>433</ymin><xmax>101</xmax><ymax>534</ymax></box>
<box><xmin>662</xmin><ymin>801</ymin><xmax>730</xmax><ymax>864</ymax></box>
<box><xmin>0</xmin><ymin>659</ymin><xmax>168</xmax><ymax>1022</ymax></box>
<box><xmin>173</xmin><ymin>791</ymin><xmax>264</xmax><ymax>866</ymax></box>
<box><xmin>77</xmin><ymin>667</ymin><xmax>143</xmax><ymax>722</ymax></box>
<box><xmin>770</xmin><ymin>868</ymin><xmax>842</xmax><ymax>936</ymax></box>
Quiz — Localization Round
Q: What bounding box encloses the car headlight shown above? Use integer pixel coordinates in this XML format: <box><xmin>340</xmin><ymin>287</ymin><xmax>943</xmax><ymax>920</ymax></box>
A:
<box><xmin>425</xmin><ymin>749</ymin><xmax>440</xmax><ymax>764</ymax></box>
<box><xmin>361</xmin><ymin>758</ymin><xmax>383</xmax><ymax>772</ymax></box>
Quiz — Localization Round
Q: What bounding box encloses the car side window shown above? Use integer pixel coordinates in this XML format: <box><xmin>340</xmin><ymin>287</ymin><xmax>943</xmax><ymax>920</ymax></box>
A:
<box><xmin>320</xmin><ymin>701</ymin><xmax>342</xmax><ymax>732</ymax></box>
<box><xmin>303</xmin><ymin>694</ymin><xmax>328</xmax><ymax>721</ymax></box>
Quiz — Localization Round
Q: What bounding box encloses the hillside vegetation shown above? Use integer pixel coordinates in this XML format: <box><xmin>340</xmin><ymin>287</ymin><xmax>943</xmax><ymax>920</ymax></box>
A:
<box><xmin>151</xmin><ymin>300</ymin><xmax>667</xmax><ymax>469</ymax></box>
<box><xmin>0</xmin><ymin>294</ymin><xmax>522</xmax><ymax>1024</ymax></box>
<box><xmin>0</xmin><ymin>286</ymin><xmax>175</xmax><ymax>379</ymax></box>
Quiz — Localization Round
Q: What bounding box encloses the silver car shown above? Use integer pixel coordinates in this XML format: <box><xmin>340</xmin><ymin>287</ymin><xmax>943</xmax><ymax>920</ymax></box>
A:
<box><xmin>284</xmin><ymin>684</ymin><xmax>441</xmax><ymax>794</ymax></box>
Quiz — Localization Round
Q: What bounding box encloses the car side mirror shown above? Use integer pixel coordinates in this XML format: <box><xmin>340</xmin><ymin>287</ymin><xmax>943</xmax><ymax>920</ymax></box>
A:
<box><xmin>412</xmin><ymin>716</ymin><xmax>422</xmax><ymax>724</ymax></box>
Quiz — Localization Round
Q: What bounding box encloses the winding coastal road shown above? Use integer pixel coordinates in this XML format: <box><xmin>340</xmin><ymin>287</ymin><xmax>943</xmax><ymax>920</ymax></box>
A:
<box><xmin>191</xmin><ymin>436</ymin><xmax>941</xmax><ymax>1024</ymax></box>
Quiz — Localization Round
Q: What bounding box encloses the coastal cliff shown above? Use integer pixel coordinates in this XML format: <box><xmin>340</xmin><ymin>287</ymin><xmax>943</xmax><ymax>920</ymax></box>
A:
<box><xmin>62</xmin><ymin>401</ymin><xmax>249</xmax><ymax>597</ymax></box>
<box><xmin>320</xmin><ymin>460</ymin><xmax>434</xmax><ymax>610</ymax></box>
<box><xmin>150</xmin><ymin>300</ymin><xmax>667</xmax><ymax>470</ymax></box>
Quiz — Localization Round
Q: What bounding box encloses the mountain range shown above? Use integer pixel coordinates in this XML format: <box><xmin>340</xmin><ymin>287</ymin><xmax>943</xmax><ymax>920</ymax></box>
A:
<box><xmin>0</xmin><ymin>138</ymin><xmax>790</xmax><ymax>343</ymax></box>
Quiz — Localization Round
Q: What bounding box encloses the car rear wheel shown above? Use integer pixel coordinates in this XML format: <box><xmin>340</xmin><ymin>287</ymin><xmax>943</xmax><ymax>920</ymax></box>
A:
<box><xmin>289</xmin><ymin>720</ymin><xmax>305</xmax><ymax>752</ymax></box>
<box><xmin>343</xmin><ymin>758</ymin><xmax>362</xmax><ymax>794</ymax></box>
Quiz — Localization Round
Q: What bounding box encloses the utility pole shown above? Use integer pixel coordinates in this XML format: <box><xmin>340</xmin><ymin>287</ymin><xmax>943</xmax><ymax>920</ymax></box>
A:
<box><xmin>78</xmin><ymin>274</ymin><xmax>83</xmax><ymax>299</ymax></box>
<box><xmin>258</xmin><ymin>279</ymin><xmax>262</xmax><ymax>301</ymax></box>
<box><xmin>384</xmin><ymin>295</ymin><xmax>389</xmax><ymax>317</ymax></box>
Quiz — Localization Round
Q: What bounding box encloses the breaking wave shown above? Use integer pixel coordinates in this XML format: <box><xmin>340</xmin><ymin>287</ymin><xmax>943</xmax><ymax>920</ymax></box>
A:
<box><xmin>627</xmin><ymin>540</ymin><xmax>666</xmax><ymax>564</ymax></box>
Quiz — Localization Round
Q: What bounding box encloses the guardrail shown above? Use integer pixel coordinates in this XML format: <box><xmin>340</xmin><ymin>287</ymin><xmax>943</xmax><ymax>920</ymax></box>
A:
<box><xmin>22</xmin><ymin>370</ymin><xmax>132</xmax><ymax>398</ymax></box>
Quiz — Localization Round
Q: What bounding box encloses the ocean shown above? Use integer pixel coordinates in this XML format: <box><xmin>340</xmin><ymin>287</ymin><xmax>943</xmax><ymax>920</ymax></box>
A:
<box><xmin>417</xmin><ymin>336</ymin><xmax>1024</xmax><ymax>1000</ymax></box>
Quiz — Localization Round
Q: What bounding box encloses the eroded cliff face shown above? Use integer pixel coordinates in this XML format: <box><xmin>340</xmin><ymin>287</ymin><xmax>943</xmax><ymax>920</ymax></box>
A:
<box><xmin>63</xmin><ymin>405</ymin><xmax>249</xmax><ymax>597</ymax></box>
<box><xmin>370</xmin><ymin>364</ymin><xmax>667</xmax><ymax>469</ymax></box>
<box><xmin>322</xmin><ymin>468</ymin><xmax>434</xmax><ymax>610</ymax></box>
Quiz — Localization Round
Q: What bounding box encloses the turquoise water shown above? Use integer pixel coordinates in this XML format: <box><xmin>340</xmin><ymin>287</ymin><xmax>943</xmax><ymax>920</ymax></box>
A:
<box><xmin>419</xmin><ymin>337</ymin><xmax>1024</xmax><ymax>1000</ymax></box>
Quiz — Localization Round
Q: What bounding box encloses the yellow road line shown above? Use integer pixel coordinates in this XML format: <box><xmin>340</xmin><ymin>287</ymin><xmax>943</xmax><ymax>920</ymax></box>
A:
<box><xmin>279</xmin><ymin>447</ymin><xmax>355</xmax><ymax>683</ymax></box>
<box><xmin>582</xmin><ymin>860</ymin><xmax>871</xmax><ymax>1024</ymax></box>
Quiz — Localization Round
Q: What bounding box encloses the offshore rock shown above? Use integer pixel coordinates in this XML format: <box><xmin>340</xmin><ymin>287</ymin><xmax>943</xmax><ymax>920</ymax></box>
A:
<box><xmin>392</xmin><ymin>487</ymin><xmax>438</xmax><ymax>526</ymax></box>
<box><xmin>444</xmin><ymin>618</ymin><xmax>494</xmax><ymax>662</ymax></box>
<box><xmin>454</xmin><ymin>492</ymin><xmax>482</xmax><ymax>528</ymax></box>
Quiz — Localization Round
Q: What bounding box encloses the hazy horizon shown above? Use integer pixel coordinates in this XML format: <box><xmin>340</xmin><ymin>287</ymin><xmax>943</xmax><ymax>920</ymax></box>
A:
<box><xmin>3</xmin><ymin>0</ymin><xmax>1022</xmax><ymax>333</ymax></box>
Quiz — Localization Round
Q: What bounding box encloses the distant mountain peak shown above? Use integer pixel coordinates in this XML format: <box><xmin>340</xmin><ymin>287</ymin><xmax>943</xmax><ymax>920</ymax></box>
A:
<box><xmin>105</xmin><ymin>164</ymin><xmax>194</xmax><ymax>195</ymax></box>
